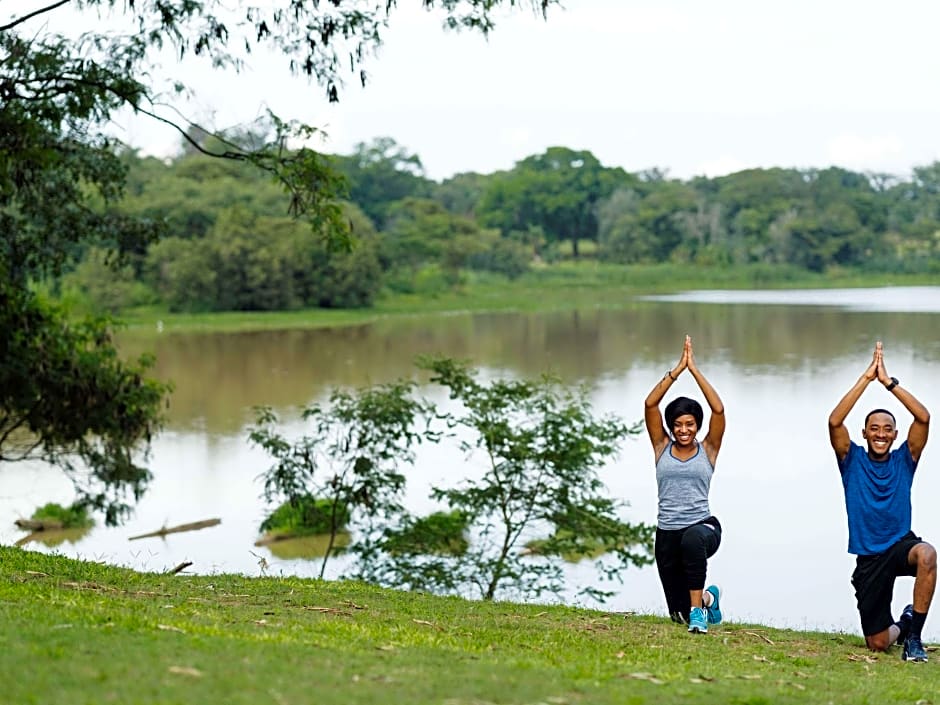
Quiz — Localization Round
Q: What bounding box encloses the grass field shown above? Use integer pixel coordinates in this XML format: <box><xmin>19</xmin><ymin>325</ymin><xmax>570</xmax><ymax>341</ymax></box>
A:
<box><xmin>2</xmin><ymin>546</ymin><xmax>935</xmax><ymax>705</ymax></box>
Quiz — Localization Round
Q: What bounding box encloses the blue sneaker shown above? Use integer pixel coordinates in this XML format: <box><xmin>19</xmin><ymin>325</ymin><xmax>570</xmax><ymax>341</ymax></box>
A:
<box><xmin>895</xmin><ymin>604</ymin><xmax>913</xmax><ymax>646</ymax></box>
<box><xmin>902</xmin><ymin>634</ymin><xmax>928</xmax><ymax>662</ymax></box>
<box><xmin>705</xmin><ymin>585</ymin><xmax>722</xmax><ymax>625</ymax></box>
<box><xmin>688</xmin><ymin>606</ymin><xmax>708</xmax><ymax>634</ymax></box>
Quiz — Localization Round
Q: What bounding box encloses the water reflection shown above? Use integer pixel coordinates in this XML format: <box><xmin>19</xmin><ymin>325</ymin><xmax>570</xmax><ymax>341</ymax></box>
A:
<box><xmin>15</xmin><ymin>526</ymin><xmax>93</xmax><ymax>548</ymax></box>
<box><xmin>119</xmin><ymin>300</ymin><xmax>940</xmax><ymax>434</ymax></box>
<box><xmin>5</xmin><ymin>287</ymin><xmax>940</xmax><ymax>640</ymax></box>
<box><xmin>258</xmin><ymin>533</ymin><xmax>351</xmax><ymax>560</ymax></box>
<box><xmin>645</xmin><ymin>286</ymin><xmax>940</xmax><ymax>312</ymax></box>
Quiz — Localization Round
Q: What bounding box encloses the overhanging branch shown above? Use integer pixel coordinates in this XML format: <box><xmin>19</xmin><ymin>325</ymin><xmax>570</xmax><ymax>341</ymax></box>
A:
<box><xmin>0</xmin><ymin>0</ymin><xmax>74</xmax><ymax>32</ymax></box>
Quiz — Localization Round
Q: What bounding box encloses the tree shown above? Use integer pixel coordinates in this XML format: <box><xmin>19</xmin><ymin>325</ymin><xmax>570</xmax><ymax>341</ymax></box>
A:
<box><xmin>144</xmin><ymin>204</ymin><xmax>383</xmax><ymax>311</ymax></box>
<box><xmin>119</xmin><ymin>150</ymin><xmax>290</xmax><ymax>242</ymax></box>
<box><xmin>434</xmin><ymin>171</ymin><xmax>492</xmax><ymax>217</ymax></box>
<box><xmin>249</xmin><ymin>381</ymin><xmax>437</xmax><ymax>578</ymax></box>
<box><xmin>1</xmin><ymin>0</ymin><xmax>556</xmax><ymax>519</ymax></box>
<box><xmin>596</xmin><ymin>182</ymin><xmax>699</xmax><ymax>264</ymax></box>
<box><xmin>247</xmin><ymin>359</ymin><xmax>653</xmax><ymax>602</ymax></box>
<box><xmin>0</xmin><ymin>285</ymin><xmax>169</xmax><ymax>525</ymax></box>
<box><xmin>332</xmin><ymin>138</ymin><xmax>434</xmax><ymax>227</ymax></box>
<box><xmin>479</xmin><ymin>147</ymin><xmax>633</xmax><ymax>257</ymax></box>
<box><xmin>368</xmin><ymin>357</ymin><xmax>654</xmax><ymax>602</ymax></box>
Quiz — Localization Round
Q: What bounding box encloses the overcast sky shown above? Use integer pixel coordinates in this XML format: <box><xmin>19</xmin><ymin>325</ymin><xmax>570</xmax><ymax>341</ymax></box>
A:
<box><xmin>74</xmin><ymin>1</ymin><xmax>940</xmax><ymax>181</ymax></box>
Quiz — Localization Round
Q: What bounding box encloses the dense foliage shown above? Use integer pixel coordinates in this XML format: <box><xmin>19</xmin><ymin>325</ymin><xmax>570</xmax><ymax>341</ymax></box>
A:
<box><xmin>0</xmin><ymin>286</ymin><xmax>169</xmax><ymax>524</ymax></box>
<box><xmin>29</xmin><ymin>502</ymin><xmax>95</xmax><ymax>529</ymax></box>
<box><xmin>53</xmin><ymin>143</ymin><xmax>940</xmax><ymax>316</ymax></box>
<box><xmin>1</xmin><ymin>0</ymin><xmax>559</xmax><ymax>521</ymax></box>
<box><xmin>259</xmin><ymin>495</ymin><xmax>351</xmax><ymax>536</ymax></box>
<box><xmin>250</xmin><ymin>381</ymin><xmax>438</xmax><ymax>578</ymax></box>
<box><xmin>251</xmin><ymin>359</ymin><xmax>653</xmax><ymax>602</ymax></box>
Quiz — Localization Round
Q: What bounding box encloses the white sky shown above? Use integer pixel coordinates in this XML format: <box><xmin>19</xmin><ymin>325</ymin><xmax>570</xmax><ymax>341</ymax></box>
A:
<box><xmin>16</xmin><ymin>0</ymin><xmax>940</xmax><ymax>181</ymax></box>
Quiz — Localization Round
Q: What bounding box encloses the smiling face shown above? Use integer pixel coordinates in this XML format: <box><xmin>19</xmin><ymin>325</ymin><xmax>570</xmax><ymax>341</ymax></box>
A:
<box><xmin>671</xmin><ymin>413</ymin><xmax>699</xmax><ymax>448</ymax></box>
<box><xmin>862</xmin><ymin>411</ymin><xmax>899</xmax><ymax>460</ymax></box>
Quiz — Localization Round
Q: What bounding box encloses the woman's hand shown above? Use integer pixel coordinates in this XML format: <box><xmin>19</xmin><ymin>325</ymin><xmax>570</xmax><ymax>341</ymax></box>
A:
<box><xmin>684</xmin><ymin>335</ymin><xmax>698</xmax><ymax>374</ymax></box>
<box><xmin>671</xmin><ymin>335</ymin><xmax>690</xmax><ymax>379</ymax></box>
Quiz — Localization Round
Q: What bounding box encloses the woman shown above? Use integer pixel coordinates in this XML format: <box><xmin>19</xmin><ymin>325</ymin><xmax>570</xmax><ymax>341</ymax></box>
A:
<box><xmin>644</xmin><ymin>335</ymin><xmax>725</xmax><ymax>634</ymax></box>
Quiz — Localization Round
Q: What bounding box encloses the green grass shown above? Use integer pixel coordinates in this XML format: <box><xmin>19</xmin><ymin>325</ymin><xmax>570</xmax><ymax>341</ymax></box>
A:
<box><xmin>115</xmin><ymin>262</ymin><xmax>938</xmax><ymax>337</ymax></box>
<box><xmin>1</xmin><ymin>546</ymin><xmax>935</xmax><ymax>705</ymax></box>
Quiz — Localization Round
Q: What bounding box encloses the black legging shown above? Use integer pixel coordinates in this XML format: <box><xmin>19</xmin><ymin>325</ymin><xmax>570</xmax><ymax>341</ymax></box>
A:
<box><xmin>654</xmin><ymin>516</ymin><xmax>722</xmax><ymax>623</ymax></box>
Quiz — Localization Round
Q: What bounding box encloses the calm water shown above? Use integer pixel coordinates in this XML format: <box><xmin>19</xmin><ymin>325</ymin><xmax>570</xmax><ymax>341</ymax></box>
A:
<box><xmin>5</xmin><ymin>286</ymin><xmax>940</xmax><ymax>639</ymax></box>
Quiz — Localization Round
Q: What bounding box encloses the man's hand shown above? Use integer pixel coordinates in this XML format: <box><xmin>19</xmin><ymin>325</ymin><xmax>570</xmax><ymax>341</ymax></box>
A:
<box><xmin>862</xmin><ymin>341</ymin><xmax>881</xmax><ymax>382</ymax></box>
<box><xmin>874</xmin><ymin>341</ymin><xmax>893</xmax><ymax>386</ymax></box>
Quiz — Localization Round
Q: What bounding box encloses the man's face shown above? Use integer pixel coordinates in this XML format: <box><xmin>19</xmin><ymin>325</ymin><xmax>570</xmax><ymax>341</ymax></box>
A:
<box><xmin>862</xmin><ymin>412</ymin><xmax>899</xmax><ymax>460</ymax></box>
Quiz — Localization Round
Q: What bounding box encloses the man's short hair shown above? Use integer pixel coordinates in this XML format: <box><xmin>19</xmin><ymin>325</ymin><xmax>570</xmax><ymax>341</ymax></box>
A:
<box><xmin>864</xmin><ymin>408</ymin><xmax>897</xmax><ymax>427</ymax></box>
<box><xmin>664</xmin><ymin>396</ymin><xmax>704</xmax><ymax>432</ymax></box>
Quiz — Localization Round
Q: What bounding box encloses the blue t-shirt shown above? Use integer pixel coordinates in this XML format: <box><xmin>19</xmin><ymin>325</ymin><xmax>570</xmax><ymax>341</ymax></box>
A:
<box><xmin>838</xmin><ymin>440</ymin><xmax>916</xmax><ymax>556</ymax></box>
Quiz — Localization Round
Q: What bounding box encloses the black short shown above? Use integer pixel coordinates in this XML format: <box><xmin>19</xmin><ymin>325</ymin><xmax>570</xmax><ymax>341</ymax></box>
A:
<box><xmin>851</xmin><ymin>531</ymin><xmax>923</xmax><ymax>636</ymax></box>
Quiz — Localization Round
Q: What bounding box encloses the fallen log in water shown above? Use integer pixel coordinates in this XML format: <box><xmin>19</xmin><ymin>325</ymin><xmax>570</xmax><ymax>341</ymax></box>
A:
<box><xmin>14</xmin><ymin>518</ymin><xmax>64</xmax><ymax>531</ymax></box>
<box><xmin>128</xmin><ymin>518</ymin><xmax>221</xmax><ymax>541</ymax></box>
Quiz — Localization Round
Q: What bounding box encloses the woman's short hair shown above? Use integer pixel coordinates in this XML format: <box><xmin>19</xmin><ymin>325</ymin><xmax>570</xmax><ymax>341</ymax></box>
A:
<box><xmin>664</xmin><ymin>396</ymin><xmax>703</xmax><ymax>432</ymax></box>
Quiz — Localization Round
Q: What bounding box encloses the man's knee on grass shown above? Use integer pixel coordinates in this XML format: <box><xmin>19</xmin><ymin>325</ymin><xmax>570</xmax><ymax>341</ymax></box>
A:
<box><xmin>865</xmin><ymin>629</ymin><xmax>895</xmax><ymax>652</ymax></box>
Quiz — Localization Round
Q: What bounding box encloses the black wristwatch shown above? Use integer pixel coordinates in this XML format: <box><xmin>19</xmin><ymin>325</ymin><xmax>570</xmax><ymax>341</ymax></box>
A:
<box><xmin>886</xmin><ymin>377</ymin><xmax>899</xmax><ymax>391</ymax></box>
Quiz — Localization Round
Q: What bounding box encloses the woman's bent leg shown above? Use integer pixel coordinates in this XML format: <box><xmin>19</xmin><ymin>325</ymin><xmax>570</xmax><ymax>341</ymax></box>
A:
<box><xmin>656</xmin><ymin>528</ymin><xmax>690</xmax><ymax>622</ymax></box>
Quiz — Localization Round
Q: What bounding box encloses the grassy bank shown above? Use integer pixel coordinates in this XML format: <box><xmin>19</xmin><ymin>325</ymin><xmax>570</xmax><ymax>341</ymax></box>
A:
<box><xmin>117</xmin><ymin>263</ymin><xmax>938</xmax><ymax>336</ymax></box>
<box><xmin>1</xmin><ymin>546</ymin><xmax>934</xmax><ymax>704</ymax></box>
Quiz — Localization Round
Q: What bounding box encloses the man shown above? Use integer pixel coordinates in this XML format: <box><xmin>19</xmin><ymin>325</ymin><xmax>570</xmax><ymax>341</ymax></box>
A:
<box><xmin>828</xmin><ymin>341</ymin><xmax>936</xmax><ymax>661</ymax></box>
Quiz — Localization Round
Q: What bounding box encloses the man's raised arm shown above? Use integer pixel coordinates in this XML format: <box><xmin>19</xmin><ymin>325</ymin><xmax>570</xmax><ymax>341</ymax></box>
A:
<box><xmin>828</xmin><ymin>343</ymin><xmax>881</xmax><ymax>461</ymax></box>
<box><xmin>877</xmin><ymin>347</ymin><xmax>930</xmax><ymax>462</ymax></box>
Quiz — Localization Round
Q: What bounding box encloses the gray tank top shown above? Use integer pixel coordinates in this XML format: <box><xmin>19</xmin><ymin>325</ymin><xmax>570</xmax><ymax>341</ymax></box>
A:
<box><xmin>655</xmin><ymin>442</ymin><xmax>714</xmax><ymax>530</ymax></box>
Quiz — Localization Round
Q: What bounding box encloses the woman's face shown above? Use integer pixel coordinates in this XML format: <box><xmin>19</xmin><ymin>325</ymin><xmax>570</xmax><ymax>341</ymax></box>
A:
<box><xmin>671</xmin><ymin>414</ymin><xmax>699</xmax><ymax>446</ymax></box>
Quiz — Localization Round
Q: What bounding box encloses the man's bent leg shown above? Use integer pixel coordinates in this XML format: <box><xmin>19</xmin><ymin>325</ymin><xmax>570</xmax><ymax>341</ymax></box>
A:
<box><xmin>902</xmin><ymin>542</ymin><xmax>936</xmax><ymax>661</ymax></box>
<box><xmin>853</xmin><ymin>550</ymin><xmax>900</xmax><ymax>652</ymax></box>
<box><xmin>909</xmin><ymin>542</ymin><xmax>937</xmax><ymax>616</ymax></box>
<box><xmin>865</xmin><ymin>627</ymin><xmax>900</xmax><ymax>652</ymax></box>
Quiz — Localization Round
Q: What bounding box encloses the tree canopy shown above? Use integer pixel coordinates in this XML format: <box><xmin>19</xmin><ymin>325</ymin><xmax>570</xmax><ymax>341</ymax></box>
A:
<box><xmin>0</xmin><ymin>0</ymin><xmax>559</xmax><ymax>522</ymax></box>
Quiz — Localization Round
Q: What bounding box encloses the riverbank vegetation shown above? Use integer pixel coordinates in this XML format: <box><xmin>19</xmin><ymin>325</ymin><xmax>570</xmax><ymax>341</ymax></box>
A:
<box><xmin>56</xmin><ymin>141</ymin><xmax>940</xmax><ymax>322</ymax></box>
<box><xmin>116</xmin><ymin>260</ymin><xmax>939</xmax><ymax>335</ymax></box>
<box><xmin>2</xmin><ymin>546</ymin><xmax>935</xmax><ymax>705</ymax></box>
<box><xmin>22</xmin><ymin>502</ymin><xmax>94</xmax><ymax>530</ymax></box>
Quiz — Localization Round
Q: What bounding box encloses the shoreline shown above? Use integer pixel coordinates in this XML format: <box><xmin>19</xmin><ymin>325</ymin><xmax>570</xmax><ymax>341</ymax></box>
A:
<box><xmin>114</xmin><ymin>264</ymin><xmax>938</xmax><ymax>337</ymax></box>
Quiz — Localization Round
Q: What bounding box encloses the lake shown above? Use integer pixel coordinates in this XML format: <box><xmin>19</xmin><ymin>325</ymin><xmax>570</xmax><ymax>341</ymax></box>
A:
<box><xmin>5</xmin><ymin>286</ymin><xmax>940</xmax><ymax>639</ymax></box>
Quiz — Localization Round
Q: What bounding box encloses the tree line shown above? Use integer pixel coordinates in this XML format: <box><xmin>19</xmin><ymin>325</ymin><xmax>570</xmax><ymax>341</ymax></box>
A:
<box><xmin>59</xmin><ymin>135</ymin><xmax>940</xmax><ymax>314</ymax></box>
